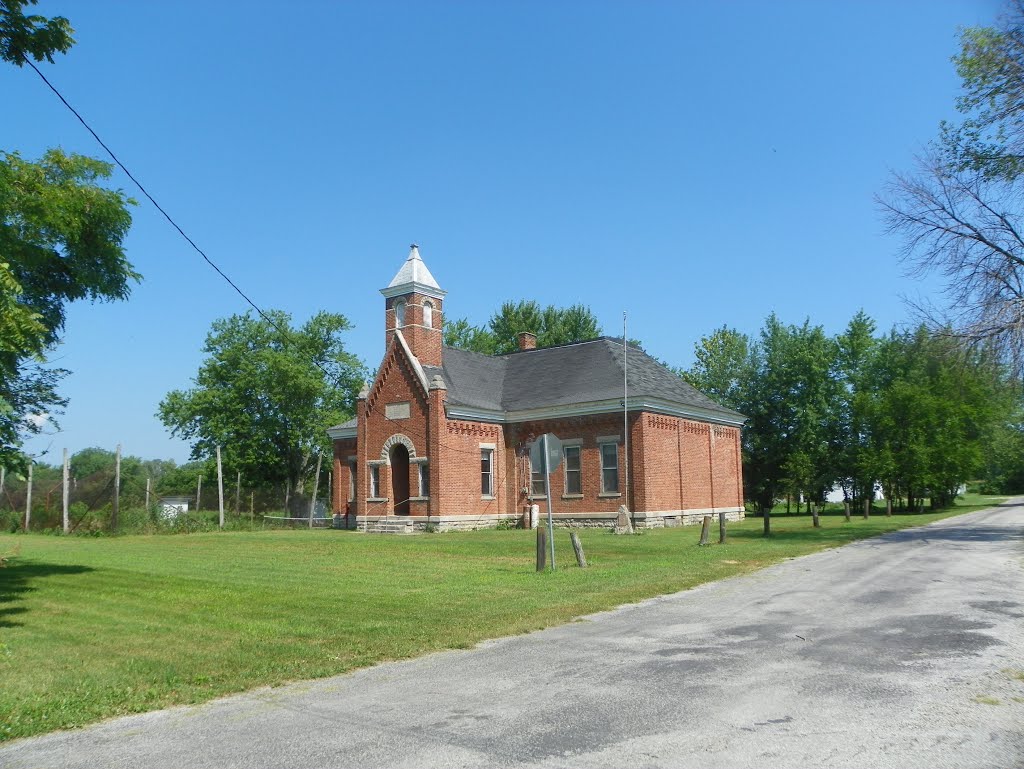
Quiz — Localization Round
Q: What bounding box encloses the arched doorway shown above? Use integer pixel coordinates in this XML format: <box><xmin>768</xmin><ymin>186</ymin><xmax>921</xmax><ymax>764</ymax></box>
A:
<box><xmin>390</xmin><ymin>443</ymin><xmax>410</xmax><ymax>516</ymax></box>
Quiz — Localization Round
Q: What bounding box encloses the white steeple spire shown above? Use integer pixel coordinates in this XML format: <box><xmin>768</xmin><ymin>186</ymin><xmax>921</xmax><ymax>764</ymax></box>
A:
<box><xmin>381</xmin><ymin>243</ymin><xmax>447</xmax><ymax>299</ymax></box>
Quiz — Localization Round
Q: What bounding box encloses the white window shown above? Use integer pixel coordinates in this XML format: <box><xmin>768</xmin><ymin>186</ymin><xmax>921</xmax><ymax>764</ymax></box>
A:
<box><xmin>564</xmin><ymin>446</ymin><xmax>582</xmax><ymax>495</ymax></box>
<box><xmin>481</xmin><ymin>448</ymin><xmax>494</xmax><ymax>496</ymax></box>
<box><xmin>531</xmin><ymin>460</ymin><xmax>546</xmax><ymax>496</ymax></box>
<box><xmin>423</xmin><ymin>300</ymin><xmax>433</xmax><ymax>328</ymax></box>
<box><xmin>419</xmin><ymin>463</ymin><xmax>429</xmax><ymax>497</ymax></box>
<box><xmin>600</xmin><ymin>442</ymin><xmax>619</xmax><ymax>494</ymax></box>
<box><xmin>369</xmin><ymin>465</ymin><xmax>381</xmax><ymax>498</ymax></box>
<box><xmin>395</xmin><ymin>300</ymin><xmax>406</xmax><ymax>327</ymax></box>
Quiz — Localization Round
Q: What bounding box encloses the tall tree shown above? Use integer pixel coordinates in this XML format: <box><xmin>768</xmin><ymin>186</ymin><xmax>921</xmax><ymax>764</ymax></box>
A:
<box><xmin>1</xmin><ymin>5</ymin><xmax>136</xmax><ymax>469</ymax></box>
<box><xmin>882</xmin><ymin>3</ymin><xmax>1024</xmax><ymax>371</ymax></box>
<box><xmin>831</xmin><ymin>311</ymin><xmax>879</xmax><ymax>502</ymax></box>
<box><xmin>445</xmin><ymin>300</ymin><xmax>603</xmax><ymax>355</ymax></box>
<box><xmin>157</xmin><ymin>311</ymin><xmax>366</xmax><ymax>504</ymax></box>
<box><xmin>679</xmin><ymin>325</ymin><xmax>751</xmax><ymax>412</ymax></box>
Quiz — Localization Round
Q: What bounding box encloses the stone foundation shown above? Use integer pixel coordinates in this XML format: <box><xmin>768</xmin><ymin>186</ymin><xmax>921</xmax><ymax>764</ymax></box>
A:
<box><xmin>353</xmin><ymin>507</ymin><xmax>745</xmax><ymax>533</ymax></box>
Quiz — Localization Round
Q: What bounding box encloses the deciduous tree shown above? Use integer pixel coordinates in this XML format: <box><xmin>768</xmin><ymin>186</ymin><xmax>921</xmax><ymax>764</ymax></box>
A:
<box><xmin>157</xmin><ymin>311</ymin><xmax>366</xmax><ymax>505</ymax></box>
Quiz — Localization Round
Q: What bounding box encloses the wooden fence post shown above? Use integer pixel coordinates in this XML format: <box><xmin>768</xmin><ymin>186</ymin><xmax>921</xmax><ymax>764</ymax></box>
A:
<box><xmin>216</xmin><ymin>445</ymin><xmax>225</xmax><ymax>529</ymax></box>
<box><xmin>235</xmin><ymin>471</ymin><xmax>241</xmax><ymax>516</ymax></box>
<box><xmin>699</xmin><ymin>515</ymin><xmax>712</xmax><ymax>545</ymax></box>
<box><xmin>28</xmin><ymin>460</ymin><xmax>36</xmax><ymax>531</ymax></box>
<box><xmin>145</xmin><ymin>477</ymin><xmax>151</xmax><ymax>513</ymax></box>
<box><xmin>196</xmin><ymin>475</ymin><xmax>202</xmax><ymax>513</ymax></box>
<box><xmin>718</xmin><ymin>512</ymin><xmax>727</xmax><ymax>544</ymax></box>
<box><xmin>60</xmin><ymin>451</ymin><xmax>67</xmax><ymax>533</ymax></box>
<box><xmin>536</xmin><ymin>526</ymin><xmax>547</xmax><ymax>572</ymax></box>
<box><xmin>309</xmin><ymin>453</ymin><xmax>323</xmax><ymax>528</ymax></box>
<box><xmin>111</xmin><ymin>443</ymin><xmax>121</xmax><ymax>532</ymax></box>
<box><xmin>569</xmin><ymin>531</ymin><xmax>587</xmax><ymax>567</ymax></box>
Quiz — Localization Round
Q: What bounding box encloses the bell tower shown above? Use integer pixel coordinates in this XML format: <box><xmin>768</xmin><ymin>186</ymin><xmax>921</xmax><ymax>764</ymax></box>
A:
<box><xmin>380</xmin><ymin>244</ymin><xmax>446</xmax><ymax>367</ymax></box>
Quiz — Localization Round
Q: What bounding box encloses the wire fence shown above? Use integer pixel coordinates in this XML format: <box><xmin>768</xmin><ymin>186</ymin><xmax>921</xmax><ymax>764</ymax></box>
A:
<box><xmin>0</xmin><ymin>449</ymin><xmax>334</xmax><ymax>534</ymax></box>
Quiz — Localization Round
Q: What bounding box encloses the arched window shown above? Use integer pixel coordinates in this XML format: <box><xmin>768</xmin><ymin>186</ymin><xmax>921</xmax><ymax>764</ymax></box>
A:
<box><xmin>395</xmin><ymin>300</ymin><xmax>406</xmax><ymax>327</ymax></box>
<box><xmin>422</xmin><ymin>300</ymin><xmax>433</xmax><ymax>328</ymax></box>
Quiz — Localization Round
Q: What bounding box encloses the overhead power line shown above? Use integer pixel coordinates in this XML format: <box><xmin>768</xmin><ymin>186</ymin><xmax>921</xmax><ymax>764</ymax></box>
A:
<box><xmin>22</xmin><ymin>57</ymin><xmax>274</xmax><ymax>326</ymax></box>
<box><xmin>23</xmin><ymin>58</ymin><xmax>514</xmax><ymax>468</ymax></box>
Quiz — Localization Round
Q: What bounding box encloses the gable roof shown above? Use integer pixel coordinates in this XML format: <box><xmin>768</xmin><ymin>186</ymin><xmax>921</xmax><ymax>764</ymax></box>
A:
<box><xmin>421</xmin><ymin>337</ymin><xmax>744</xmax><ymax>425</ymax></box>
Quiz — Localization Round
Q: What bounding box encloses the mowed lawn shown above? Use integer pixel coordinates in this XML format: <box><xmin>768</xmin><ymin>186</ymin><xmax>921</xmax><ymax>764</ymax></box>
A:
<box><xmin>0</xmin><ymin>498</ymin><xmax>1006</xmax><ymax>742</ymax></box>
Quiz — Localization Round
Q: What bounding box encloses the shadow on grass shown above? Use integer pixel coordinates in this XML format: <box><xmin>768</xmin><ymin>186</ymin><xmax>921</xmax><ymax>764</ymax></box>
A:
<box><xmin>0</xmin><ymin>561</ymin><xmax>94</xmax><ymax>628</ymax></box>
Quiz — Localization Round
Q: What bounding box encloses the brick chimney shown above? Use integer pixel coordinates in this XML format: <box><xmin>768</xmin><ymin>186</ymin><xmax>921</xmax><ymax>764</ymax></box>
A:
<box><xmin>517</xmin><ymin>332</ymin><xmax>537</xmax><ymax>351</ymax></box>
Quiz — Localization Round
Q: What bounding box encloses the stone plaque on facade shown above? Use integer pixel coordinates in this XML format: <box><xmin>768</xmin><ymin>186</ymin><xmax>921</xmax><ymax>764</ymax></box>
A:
<box><xmin>385</xmin><ymin>402</ymin><xmax>410</xmax><ymax>420</ymax></box>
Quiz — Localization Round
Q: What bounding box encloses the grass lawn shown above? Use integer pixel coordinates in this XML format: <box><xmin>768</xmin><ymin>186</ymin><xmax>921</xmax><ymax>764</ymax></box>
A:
<box><xmin>0</xmin><ymin>496</ymin><xmax>1008</xmax><ymax>742</ymax></box>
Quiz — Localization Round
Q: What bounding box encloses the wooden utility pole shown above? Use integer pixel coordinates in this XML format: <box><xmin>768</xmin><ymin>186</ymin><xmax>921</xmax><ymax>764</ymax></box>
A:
<box><xmin>0</xmin><ymin>466</ymin><xmax>5</xmax><ymax>505</ymax></box>
<box><xmin>145</xmin><ymin>477</ymin><xmax>151</xmax><ymax>512</ymax></box>
<box><xmin>216</xmin><ymin>445</ymin><xmax>225</xmax><ymax>529</ymax></box>
<box><xmin>26</xmin><ymin>461</ymin><xmax>34</xmax><ymax>531</ymax></box>
<box><xmin>309</xmin><ymin>453</ymin><xmax>323</xmax><ymax>528</ymax></box>
<box><xmin>196</xmin><ymin>475</ymin><xmax>202</xmax><ymax>513</ymax></box>
<box><xmin>61</xmin><ymin>450</ymin><xmax>68</xmax><ymax>533</ymax></box>
<box><xmin>284</xmin><ymin>480</ymin><xmax>290</xmax><ymax>517</ymax></box>
<box><xmin>235</xmin><ymin>471</ymin><xmax>241</xmax><ymax>516</ymax></box>
<box><xmin>250</xmin><ymin>491</ymin><xmax>254</xmax><ymax>522</ymax></box>
<box><xmin>111</xmin><ymin>443</ymin><xmax>121</xmax><ymax>532</ymax></box>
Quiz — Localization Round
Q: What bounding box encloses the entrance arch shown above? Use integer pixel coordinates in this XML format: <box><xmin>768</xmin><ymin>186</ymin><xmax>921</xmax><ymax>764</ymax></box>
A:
<box><xmin>390</xmin><ymin>443</ymin><xmax>410</xmax><ymax>516</ymax></box>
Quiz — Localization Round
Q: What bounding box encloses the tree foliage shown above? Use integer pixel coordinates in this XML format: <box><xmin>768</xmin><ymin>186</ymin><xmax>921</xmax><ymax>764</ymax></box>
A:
<box><xmin>0</xmin><ymin>0</ymin><xmax>73</xmax><ymax>66</ymax></box>
<box><xmin>682</xmin><ymin>311</ymin><xmax>1019</xmax><ymax>511</ymax></box>
<box><xmin>883</xmin><ymin>2</ymin><xmax>1024</xmax><ymax>371</ymax></box>
<box><xmin>0</xmin><ymin>150</ymin><xmax>136</xmax><ymax>469</ymax></box>
<box><xmin>444</xmin><ymin>300</ymin><xmax>603</xmax><ymax>355</ymax></box>
<box><xmin>1</xmin><ymin>6</ymin><xmax>136</xmax><ymax>470</ymax></box>
<box><xmin>157</xmin><ymin>311</ymin><xmax>367</xmax><ymax>502</ymax></box>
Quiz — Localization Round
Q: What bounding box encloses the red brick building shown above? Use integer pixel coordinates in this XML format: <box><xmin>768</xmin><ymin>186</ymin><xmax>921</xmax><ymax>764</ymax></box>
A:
<box><xmin>329</xmin><ymin>246</ymin><xmax>745</xmax><ymax>531</ymax></box>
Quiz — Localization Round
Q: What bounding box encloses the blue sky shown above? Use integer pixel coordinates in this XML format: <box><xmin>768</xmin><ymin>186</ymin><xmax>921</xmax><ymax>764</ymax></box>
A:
<box><xmin>5</xmin><ymin>0</ymin><xmax>1001</xmax><ymax>465</ymax></box>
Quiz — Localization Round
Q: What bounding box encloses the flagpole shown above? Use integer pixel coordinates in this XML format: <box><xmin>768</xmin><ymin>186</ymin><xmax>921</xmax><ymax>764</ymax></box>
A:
<box><xmin>623</xmin><ymin>312</ymin><xmax>630</xmax><ymax>525</ymax></box>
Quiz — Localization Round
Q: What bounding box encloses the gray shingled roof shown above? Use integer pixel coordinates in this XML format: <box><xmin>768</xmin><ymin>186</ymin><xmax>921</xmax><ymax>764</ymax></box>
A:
<box><xmin>421</xmin><ymin>337</ymin><xmax>743</xmax><ymax>422</ymax></box>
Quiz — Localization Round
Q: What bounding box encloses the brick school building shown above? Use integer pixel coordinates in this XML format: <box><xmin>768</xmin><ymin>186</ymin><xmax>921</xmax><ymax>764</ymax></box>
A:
<box><xmin>330</xmin><ymin>246</ymin><xmax>745</xmax><ymax>531</ymax></box>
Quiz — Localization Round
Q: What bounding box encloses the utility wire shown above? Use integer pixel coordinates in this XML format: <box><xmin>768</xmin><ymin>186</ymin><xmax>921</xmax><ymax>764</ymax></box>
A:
<box><xmin>23</xmin><ymin>57</ymin><xmax>273</xmax><ymax>326</ymax></box>
<box><xmin>24</xmin><ymin>58</ymin><xmax>531</xmax><ymax>493</ymax></box>
<box><xmin>23</xmin><ymin>57</ymin><xmax>353</xmax><ymax>391</ymax></box>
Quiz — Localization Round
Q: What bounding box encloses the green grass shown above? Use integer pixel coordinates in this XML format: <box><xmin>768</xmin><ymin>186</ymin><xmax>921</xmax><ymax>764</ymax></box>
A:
<box><xmin>0</xmin><ymin>497</ymin><xmax>1006</xmax><ymax>742</ymax></box>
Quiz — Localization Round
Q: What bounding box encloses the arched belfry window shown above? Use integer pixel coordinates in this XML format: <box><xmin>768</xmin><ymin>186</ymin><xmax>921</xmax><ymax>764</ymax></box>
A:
<box><xmin>423</xmin><ymin>300</ymin><xmax>433</xmax><ymax>328</ymax></box>
<box><xmin>395</xmin><ymin>300</ymin><xmax>406</xmax><ymax>327</ymax></box>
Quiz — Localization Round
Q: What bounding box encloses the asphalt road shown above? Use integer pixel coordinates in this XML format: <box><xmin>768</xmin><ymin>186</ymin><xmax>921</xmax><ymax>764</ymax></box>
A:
<box><xmin>2</xmin><ymin>503</ymin><xmax>1023</xmax><ymax>769</ymax></box>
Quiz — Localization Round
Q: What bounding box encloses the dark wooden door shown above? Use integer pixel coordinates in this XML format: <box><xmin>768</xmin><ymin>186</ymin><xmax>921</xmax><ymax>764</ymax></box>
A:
<box><xmin>390</xmin><ymin>444</ymin><xmax>410</xmax><ymax>515</ymax></box>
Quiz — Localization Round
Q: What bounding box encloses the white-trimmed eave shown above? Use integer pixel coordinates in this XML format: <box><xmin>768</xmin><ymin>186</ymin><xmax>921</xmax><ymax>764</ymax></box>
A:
<box><xmin>327</xmin><ymin>424</ymin><xmax>357</xmax><ymax>440</ymax></box>
<box><xmin>380</xmin><ymin>282</ymin><xmax>448</xmax><ymax>301</ymax></box>
<box><xmin>445</xmin><ymin>396</ymin><xmax>746</xmax><ymax>427</ymax></box>
<box><xmin>393</xmin><ymin>329</ymin><xmax>430</xmax><ymax>393</ymax></box>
